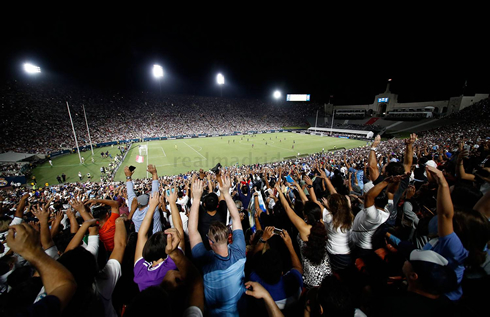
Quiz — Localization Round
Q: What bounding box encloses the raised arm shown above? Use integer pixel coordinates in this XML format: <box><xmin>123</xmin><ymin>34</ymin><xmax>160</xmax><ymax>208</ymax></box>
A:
<box><xmin>65</xmin><ymin>218</ymin><xmax>98</xmax><ymax>253</ymax></box>
<box><xmin>134</xmin><ymin>192</ymin><xmax>160</xmax><ymax>263</ymax></box>
<box><xmin>124</xmin><ymin>166</ymin><xmax>136</xmax><ymax>207</ymax></box>
<box><xmin>403</xmin><ymin>133</ymin><xmax>417</xmax><ymax>174</ymax></box>
<box><xmin>14</xmin><ymin>193</ymin><xmax>29</xmax><ymax>219</ymax></box>
<box><xmin>245</xmin><ymin>281</ymin><xmax>284</xmax><ymax>317</ymax></box>
<box><xmin>109</xmin><ymin>216</ymin><xmax>127</xmax><ymax>264</ymax></box>
<box><xmin>275</xmin><ymin>183</ymin><xmax>310</xmax><ymax>237</ymax></box>
<box><xmin>221</xmin><ymin>172</ymin><xmax>243</xmax><ymax>231</ymax></box>
<box><xmin>147</xmin><ymin>164</ymin><xmax>159</xmax><ymax>192</ymax></box>
<box><xmin>455</xmin><ymin>149</ymin><xmax>475</xmax><ymax>181</ymax></box>
<box><xmin>69</xmin><ymin>196</ymin><xmax>93</xmax><ymax>222</ymax></box>
<box><xmin>280</xmin><ymin>229</ymin><xmax>303</xmax><ymax>275</ymax></box>
<box><xmin>365</xmin><ymin>178</ymin><xmax>389</xmax><ymax>208</ymax></box>
<box><xmin>7</xmin><ymin>223</ymin><xmax>77</xmax><ymax>312</ymax></box>
<box><xmin>167</xmin><ymin>186</ymin><xmax>185</xmax><ymax>252</ymax></box>
<box><xmin>368</xmin><ymin>135</ymin><xmax>381</xmax><ymax>181</ymax></box>
<box><xmin>85</xmin><ymin>198</ymin><xmax>120</xmax><ymax>215</ymax></box>
<box><xmin>31</xmin><ymin>200</ymin><xmax>55</xmax><ymax>250</ymax></box>
<box><xmin>426</xmin><ymin>166</ymin><xmax>454</xmax><ymax>237</ymax></box>
<box><xmin>188</xmin><ymin>178</ymin><xmax>204</xmax><ymax>249</ymax></box>
<box><xmin>164</xmin><ymin>228</ymin><xmax>204</xmax><ymax>312</ymax></box>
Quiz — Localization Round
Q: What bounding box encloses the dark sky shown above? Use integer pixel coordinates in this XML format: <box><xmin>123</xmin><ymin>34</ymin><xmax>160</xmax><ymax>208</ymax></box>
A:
<box><xmin>2</xmin><ymin>13</ymin><xmax>488</xmax><ymax>105</ymax></box>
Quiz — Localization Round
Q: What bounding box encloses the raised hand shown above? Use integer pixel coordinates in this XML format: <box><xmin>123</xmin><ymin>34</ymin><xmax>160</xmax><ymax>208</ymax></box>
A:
<box><xmin>405</xmin><ymin>133</ymin><xmax>417</xmax><ymax>145</ymax></box>
<box><xmin>147</xmin><ymin>164</ymin><xmax>157</xmax><ymax>175</ymax></box>
<box><xmin>192</xmin><ymin>179</ymin><xmax>204</xmax><ymax>200</ymax></box>
<box><xmin>426</xmin><ymin>165</ymin><xmax>446</xmax><ymax>185</ymax></box>
<box><xmin>164</xmin><ymin>228</ymin><xmax>181</xmax><ymax>255</ymax></box>
<box><xmin>7</xmin><ymin>223</ymin><xmax>42</xmax><ymax>258</ymax></box>
<box><xmin>149</xmin><ymin>191</ymin><xmax>160</xmax><ymax>208</ymax></box>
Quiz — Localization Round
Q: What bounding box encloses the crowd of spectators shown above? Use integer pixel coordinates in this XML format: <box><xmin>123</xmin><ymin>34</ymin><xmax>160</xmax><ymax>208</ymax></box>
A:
<box><xmin>0</xmin><ymin>95</ymin><xmax>489</xmax><ymax>316</ymax></box>
<box><xmin>0</xmin><ymin>80</ymin><xmax>319</xmax><ymax>154</ymax></box>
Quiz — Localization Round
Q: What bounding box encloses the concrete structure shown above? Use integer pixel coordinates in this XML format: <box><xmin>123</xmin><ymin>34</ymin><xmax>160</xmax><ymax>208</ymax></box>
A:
<box><xmin>325</xmin><ymin>80</ymin><xmax>488</xmax><ymax>117</ymax></box>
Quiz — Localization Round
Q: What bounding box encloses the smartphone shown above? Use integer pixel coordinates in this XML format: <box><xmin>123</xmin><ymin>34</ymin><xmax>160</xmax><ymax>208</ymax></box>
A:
<box><xmin>273</xmin><ymin>228</ymin><xmax>283</xmax><ymax>235</ymax></box>
<box><xmin>166</xmin><ymin>188</ymin><xmax>175</xmax><ymax>196</ymax></box>
<box><xmin>129</xmin><ymin>166</ymin><xmax>136</xmax><ymax>172</ymax></box>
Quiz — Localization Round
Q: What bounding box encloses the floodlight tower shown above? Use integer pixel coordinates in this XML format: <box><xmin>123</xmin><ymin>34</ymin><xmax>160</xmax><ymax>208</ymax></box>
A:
<box><xmin>153</xmin><ymin>64</ymin><xmax>164</xmax><ymax>94</ymax></box>
<box><xmin>217</xmin><ymin>73</ymin><xmax>225</xmax><ymax>97</ymax></box>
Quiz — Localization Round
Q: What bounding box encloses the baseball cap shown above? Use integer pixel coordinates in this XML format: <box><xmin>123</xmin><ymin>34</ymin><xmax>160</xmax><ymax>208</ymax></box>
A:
<box><xmin>137</xmin><ymin>194</ymin><xmax>149</xmax><ymax>206</ymax></box>
<box><xmin>409</xmin><ymin>249</ymin><xmax>448</xmax><ymax>266</ymax></box>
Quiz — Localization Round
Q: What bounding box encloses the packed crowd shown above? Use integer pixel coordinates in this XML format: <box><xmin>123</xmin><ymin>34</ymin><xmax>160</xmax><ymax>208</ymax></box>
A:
<box><xmin>0</xmin><ymin>80</ymin><xmax>320</xmax><ymax>154</ymax></box>
<box><xmin>0</xmin><ymin>91</ymin><xmax>489</xmax><ymax>316</ymax></box>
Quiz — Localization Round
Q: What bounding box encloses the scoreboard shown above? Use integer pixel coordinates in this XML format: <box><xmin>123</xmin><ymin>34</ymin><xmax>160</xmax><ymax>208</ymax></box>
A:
<box><xmin>287</xmin><ymin>94</ymin><xmax>310</xmax><ymax>101</ymax></box>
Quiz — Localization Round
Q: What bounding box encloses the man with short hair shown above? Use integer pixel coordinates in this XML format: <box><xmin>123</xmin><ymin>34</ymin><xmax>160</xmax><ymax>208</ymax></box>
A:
<box><xmin>197</xmin><ymin>190</ymin><xmax>227</xmax><ymax>250</ymax></box>
<box><xmin>189</xmin><ymin>172</ymin><xmax>246</xmax><ymax>316</ymax></box>
<box><xmin>370</xmin><ymin>249</ymin><xmax>458</xmax><ymax>316</ymax></box>
<box><xmin>125</xmin><ymin>165</ymin><xmax>162</xmax><ymax>234</ymax></box>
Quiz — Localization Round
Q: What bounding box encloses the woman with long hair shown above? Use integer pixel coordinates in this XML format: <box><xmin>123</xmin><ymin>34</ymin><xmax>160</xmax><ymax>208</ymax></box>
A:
<box><xmin>275</xmin><ymin>181</ymin><xmax>331</xmax><ymax>289</ymax></box>
<box><xmin>321</xmin><ymin>192</ymin><xmax>354</xmax><ymax>271</ymax></box>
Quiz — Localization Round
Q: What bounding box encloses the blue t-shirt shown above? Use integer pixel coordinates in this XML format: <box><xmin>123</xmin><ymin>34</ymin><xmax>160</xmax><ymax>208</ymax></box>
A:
<box><xmin>250</xmin><ymin>269</ymin><xmax>303</xmax><ymax>309</ymax></box>
<box><xmin>192</xmin><ymin>230</ymin><xmax>246</xmax><ymax>316</ymax></box>
<box><xmin>423</xmin><ymin>232</ymin><xmax>468</xmax><ymax>301</ymax></box>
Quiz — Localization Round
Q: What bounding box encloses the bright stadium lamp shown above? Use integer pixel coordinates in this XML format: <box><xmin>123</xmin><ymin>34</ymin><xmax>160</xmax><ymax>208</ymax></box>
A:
<box><xmin>23</xmin><ymin>63</ymin><xmax>41</xmax><ymax>74</ymax></box>
<box><xmin>217</xmin><ymin>73</ymin><xmax>225</xmax><ymax>85</ymax></box>
<box><xmin>273</xmin><ymin>90</ymin><xmax>282</xmax><ymax>99</ymax></box>
<box><xmin>153</xmin><ymin>64</ymin><xmax>164</xmax><ymax>78</ymax></box>
<box><xmin>217</xmin><ymin>73</ymin><xmax>225</xmax><ymax>97</ymax></box>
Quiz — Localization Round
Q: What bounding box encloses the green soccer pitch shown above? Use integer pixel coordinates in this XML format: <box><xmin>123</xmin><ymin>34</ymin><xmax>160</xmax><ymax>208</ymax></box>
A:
<box><xmin>30</xmin><ymin>133</ymin><xmax>367</xmax><ymax>185</ymax></box>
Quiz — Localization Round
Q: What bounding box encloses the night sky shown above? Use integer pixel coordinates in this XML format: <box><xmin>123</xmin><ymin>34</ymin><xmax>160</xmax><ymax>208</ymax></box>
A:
<box><xmin>2</xmin><ymin>13</ymin><xmax>488</xmax><ymax>105</ymax></box>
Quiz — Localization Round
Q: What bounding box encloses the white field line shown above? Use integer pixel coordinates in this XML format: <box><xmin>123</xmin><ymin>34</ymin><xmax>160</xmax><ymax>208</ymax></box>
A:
<box><xmin>182</xmin><ymin>141</ymin><xmax>207</xmax><ymax>160</ymax></box>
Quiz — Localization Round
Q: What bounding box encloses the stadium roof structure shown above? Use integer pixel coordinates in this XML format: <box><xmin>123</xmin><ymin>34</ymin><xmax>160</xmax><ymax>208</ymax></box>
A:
<box><xmin>0</xmin><ymin>152</ymin><xmax>36</xmax><ymax>163</ymax></box>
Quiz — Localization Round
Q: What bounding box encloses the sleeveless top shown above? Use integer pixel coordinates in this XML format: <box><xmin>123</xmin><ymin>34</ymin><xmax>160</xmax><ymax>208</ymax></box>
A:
<box><xmin>297</xmin><ymin>234</ymin><xmax>332</xmax><ymax>288</ymax></box>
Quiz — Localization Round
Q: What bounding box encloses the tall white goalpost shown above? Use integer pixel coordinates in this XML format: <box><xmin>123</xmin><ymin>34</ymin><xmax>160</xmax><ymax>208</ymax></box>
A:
<box><xmin>139</xmin><ymin>145</ymin><xmax>148</xmax><ymax>156</ymax></box>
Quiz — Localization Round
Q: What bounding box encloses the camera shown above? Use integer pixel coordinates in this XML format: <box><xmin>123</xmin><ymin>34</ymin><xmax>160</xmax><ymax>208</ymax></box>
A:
<box><xmin>129</xmin><ymin>166</ymin><xmax>136</xmax><ymax>172</ymax></box>
<box><xmin>273</xmin><ymin>228</ymin><xmax>283</xmax><ymax>235</ymax></box>
<box><xmin>210</xmin><ymin>163</ymin><xmax>222</xmax><ymax>174</ymax></box>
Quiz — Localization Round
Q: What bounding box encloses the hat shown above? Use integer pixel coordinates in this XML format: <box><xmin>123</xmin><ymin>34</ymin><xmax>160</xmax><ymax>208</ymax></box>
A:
<box><xmin>137</xmin><ymin>194</ymin><xmax>149</xmax><ymax>206</ymax></box>
<box><xmin>409</xmin><ymin>249</ymin><xmax>448</xmax><ymax>266</ymax></box>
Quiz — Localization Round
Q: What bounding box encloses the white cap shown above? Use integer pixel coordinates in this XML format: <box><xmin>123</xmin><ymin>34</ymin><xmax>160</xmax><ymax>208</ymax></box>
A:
<box><xmin>409</xmin><ymin>249</ymin><xmax>448</xmax><ymax>266</ymax></box>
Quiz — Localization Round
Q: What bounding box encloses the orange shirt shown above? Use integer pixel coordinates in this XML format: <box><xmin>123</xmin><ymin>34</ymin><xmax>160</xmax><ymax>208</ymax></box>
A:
<box><xmin>99</xmin><ymin>212</ymin><xmax>119</xmax><ymax>252</ymax></box>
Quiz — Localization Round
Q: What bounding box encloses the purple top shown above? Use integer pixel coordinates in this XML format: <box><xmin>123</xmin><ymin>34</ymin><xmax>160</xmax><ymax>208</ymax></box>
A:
<box><xmin>133</xmin><ymin>249</ymin><xmax>182</xmax><ymax>291</ymax></box>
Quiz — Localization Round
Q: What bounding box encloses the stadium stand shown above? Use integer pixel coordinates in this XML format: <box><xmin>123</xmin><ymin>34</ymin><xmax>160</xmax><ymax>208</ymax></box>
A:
<box><xmin>0</xmin><ymin>78</ymin><xmax>489</xmax><ymax>316</ymax></box>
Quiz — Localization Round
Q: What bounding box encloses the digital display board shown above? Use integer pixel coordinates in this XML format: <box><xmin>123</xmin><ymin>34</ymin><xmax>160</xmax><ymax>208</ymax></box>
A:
<box><xmin>287</xmin><ymin>94</ymin><xmax>310</xmax><ymax>101</ymax></box>
<box><xmin>378</xmin><ymin>97</ymin><xmax>389</xmax><ymax>103</ymax></box>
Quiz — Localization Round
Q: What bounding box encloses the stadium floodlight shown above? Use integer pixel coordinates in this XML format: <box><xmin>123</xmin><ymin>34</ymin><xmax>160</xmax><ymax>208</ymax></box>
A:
<box><xmin>23</xmin><ymin>63</ymin><xmax>41</xmax><ymax>74</ymax></box>
<box><xmin>273</xmin><ymin>90</ymin><xmax>282</xmax><ymax>99</ymax></box>
<box><xmin>217</xmin><ymin>73</ymin><xmax>225</xmax><ymax>85</ymax></box>
<box><xmin>152</xmin><ymin>64</ymin><xmax>164</xmax><ymax>78</ymax></box>
<box><xmin>217</xmin><ymin>73</ymin><xmax>225</xmax><ymax>97</ymax></box>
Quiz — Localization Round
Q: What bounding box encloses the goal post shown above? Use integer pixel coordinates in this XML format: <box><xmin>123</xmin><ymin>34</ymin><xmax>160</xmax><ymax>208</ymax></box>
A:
<box><xmin>139</xmin><ymin>145</ymin><xmax>148</xmax><ymax>156</ymax></box>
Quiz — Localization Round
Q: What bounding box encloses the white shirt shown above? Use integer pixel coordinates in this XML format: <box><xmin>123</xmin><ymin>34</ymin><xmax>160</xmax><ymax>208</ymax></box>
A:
<box><xmin>350</xmin><ymin>201</ymin><xmax>392</xmax><ymax>250</ymax></box>
<box><xmin>323</xmin><ymin>208</ymin><xmax>351</xmax><ymax>255</ymax></box>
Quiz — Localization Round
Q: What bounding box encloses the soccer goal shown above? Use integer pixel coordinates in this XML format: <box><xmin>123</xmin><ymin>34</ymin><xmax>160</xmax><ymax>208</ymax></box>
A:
<box><xmin>139</xmin><ymin>145</ymin><xmax>148</xmax><ymax>156</ymax></box>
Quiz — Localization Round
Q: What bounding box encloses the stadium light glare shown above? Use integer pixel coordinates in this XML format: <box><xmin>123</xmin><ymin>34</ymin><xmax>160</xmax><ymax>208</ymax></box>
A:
<box><xmin>217</xmin><ymin>73</ymin><xmax>225</xmax><ymax>85</ymax></box>
<box><xmin>273</xmin><ymin>90</ymin><xmax>282</xmax><ymax>99</ymax></box>
<box><xmin>23</xmin><ymin>63</ymin><xmax>41</xmax><ymax>74</ymax></box>
<box><xmin>153</xmin><ymin>64</ymin><xmax>164</xmax><ymax>78</ymax></box>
